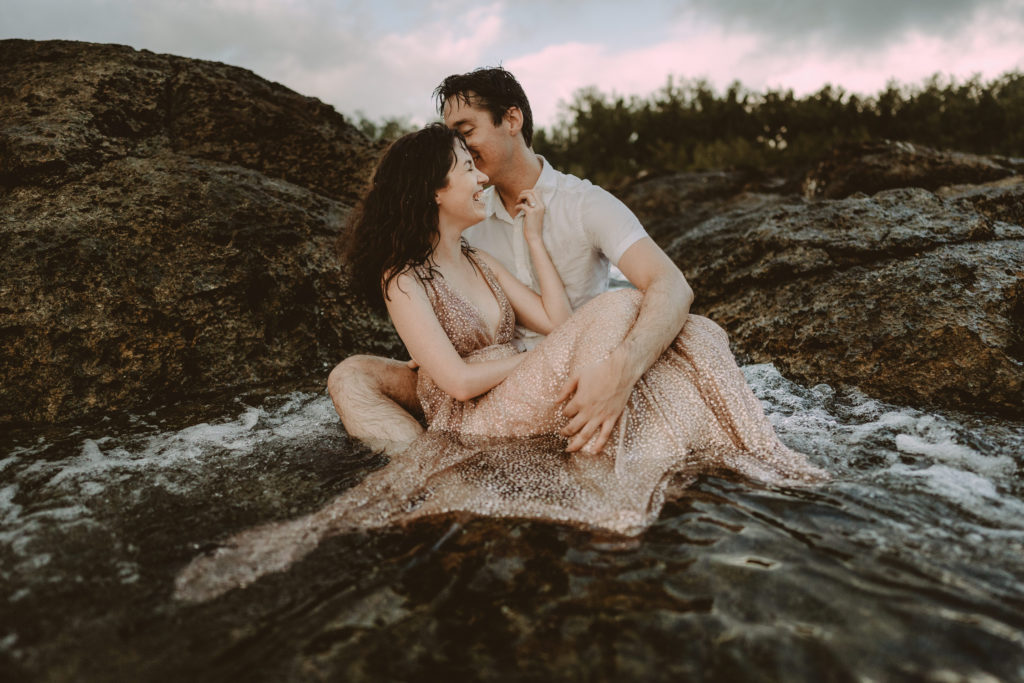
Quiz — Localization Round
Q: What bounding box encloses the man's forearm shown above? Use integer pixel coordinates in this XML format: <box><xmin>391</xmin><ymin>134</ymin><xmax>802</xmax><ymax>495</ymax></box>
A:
<box><xmin>558</xmin><ymin>239</ymin><xmax>695</xmax><ymax>453</ymax></box>
<box><xmin>618</xmin><ymin>270</ymin><xmax>693</xmax><ymax>382</ymax></box>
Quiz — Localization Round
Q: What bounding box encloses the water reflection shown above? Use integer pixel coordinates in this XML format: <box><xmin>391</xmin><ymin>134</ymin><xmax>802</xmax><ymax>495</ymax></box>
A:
<box><xmin>2</xmin><ymin>364</ymin><xmax>1023</xmax><ymax>680</ymax></box>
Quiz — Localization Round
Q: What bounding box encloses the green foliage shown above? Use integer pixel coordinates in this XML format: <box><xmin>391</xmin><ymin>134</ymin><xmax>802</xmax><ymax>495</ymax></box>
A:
<box><xmin>534</xmin><ymin>71</ymin><xmax>1024</xmax><ymax>186</ymax></box>
<box><xmin>350</xmin><ymin>112</ymin><xmax>417</xmax><ymax>142</ymax></box>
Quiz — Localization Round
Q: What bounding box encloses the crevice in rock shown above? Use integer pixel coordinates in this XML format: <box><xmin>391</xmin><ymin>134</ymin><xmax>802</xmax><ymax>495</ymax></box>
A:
<box><xmin>1007</xmin><ymin>279</ymin><xmax>1024</xmax><ymax>364</ymax></box>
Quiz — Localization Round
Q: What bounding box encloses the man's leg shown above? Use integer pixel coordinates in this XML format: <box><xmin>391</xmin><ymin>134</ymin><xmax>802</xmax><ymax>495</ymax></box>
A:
<box><xmin>327</xmin><ymin>355</ymin><xmax>423</xmax><ymax>454</ymax></box>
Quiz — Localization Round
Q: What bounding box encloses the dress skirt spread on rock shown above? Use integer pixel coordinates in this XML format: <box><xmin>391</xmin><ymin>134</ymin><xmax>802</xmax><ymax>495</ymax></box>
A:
<box><xmin>175</xmin><ymin>256</ymin><xmax>826</xmax><ymax>602</ymax></box>
<box><xmin>357</xmin><ymin>258</ymin><xmax>827</xmax><ymax>535</ymax></box>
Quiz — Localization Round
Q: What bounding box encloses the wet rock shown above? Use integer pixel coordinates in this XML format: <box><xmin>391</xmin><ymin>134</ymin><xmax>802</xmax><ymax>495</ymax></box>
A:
<box><xmin>0</xmin><ymin>39</ymin><xmax>380</xmax><ymax>202</ymax></box>
<box><xmin>0</xmin><ymin>40</ymin><xmax>400</xmax><ymax>425</ymax></box>
<box><xmin>614</xmin><ymin>171</ymin><xmax>756</xmax><ymax>240</ymax></box>
<box><xmin>802</xmin><ymin>140</ymin><xmax>1015</xmax><ymax>199</ymax></box>
<box><xmin>648</xmin><ymin>186</ymin><xmax>1024</xmax><ymax>417</ymax></box>
<box><xmin>937</xmin><ymin>175</ymin><xmax>1024</xmax><ymax>227</ymax></box>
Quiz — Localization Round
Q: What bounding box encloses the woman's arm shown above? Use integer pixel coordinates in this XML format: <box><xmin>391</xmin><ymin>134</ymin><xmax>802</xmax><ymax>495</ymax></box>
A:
<box><xmin>478</xmin><ymin>189</ymin><xmax>571</xmax><ymax>335</ymax></box>
<box><xmin>519</xmin><ymin>189</ymin><xmax>572</xmax><ymax>328</ymax></box>
<box><xmin>385</xmin><ymin>272</ymin><xmax>524</xmax><ymax>402</ymax></box>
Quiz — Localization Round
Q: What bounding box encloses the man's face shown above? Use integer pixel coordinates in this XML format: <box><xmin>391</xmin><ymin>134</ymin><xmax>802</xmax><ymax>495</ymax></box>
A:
<box><xmin>442</xmin><ymin>94</ymin><xmax>510</xmax><ymax>181</ymax></box>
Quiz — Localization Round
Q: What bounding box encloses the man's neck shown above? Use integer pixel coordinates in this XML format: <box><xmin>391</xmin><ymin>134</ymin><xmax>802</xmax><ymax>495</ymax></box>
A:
<box><xmin>493</xmin><ymin>152</ymin><xmax>543</xmax><ymax>217</ymax></box>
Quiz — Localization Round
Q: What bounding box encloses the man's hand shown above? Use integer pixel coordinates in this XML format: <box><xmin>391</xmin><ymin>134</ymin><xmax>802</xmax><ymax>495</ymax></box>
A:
<box><xmin>555</xmin><ymin>238</ymin><xmax>692</xmax><ymax>454</ymax></box>
<box><xmin>557</xmin><ymin>347</ymin><xmax>637</xmax><ymax>453</ymax></box>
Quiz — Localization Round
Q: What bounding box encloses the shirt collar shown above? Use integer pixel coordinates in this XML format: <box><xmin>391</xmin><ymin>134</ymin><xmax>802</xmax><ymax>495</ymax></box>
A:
<box><xmin>534</xmin><ymin>155</ymin><xmax>557</xmax><ymax>191</ymax></box>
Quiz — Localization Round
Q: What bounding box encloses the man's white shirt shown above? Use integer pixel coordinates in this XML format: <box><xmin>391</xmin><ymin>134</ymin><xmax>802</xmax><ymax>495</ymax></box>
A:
<box><xmin>464</xmin><ymin>157</ymin><xmax>648</xmax><ymax>350</ymax></box>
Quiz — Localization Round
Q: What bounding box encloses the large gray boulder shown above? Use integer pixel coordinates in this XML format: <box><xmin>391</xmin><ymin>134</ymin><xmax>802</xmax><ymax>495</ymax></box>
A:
<box><xmin>802</xmin><ymin>139</ymin><xmax>1017</xmax><ymax>199</ymax></box>
<box><xmin>638</xmin><ymin>168</ymin><xmax>1024</xmax><ymax>417</ymax></box>
<box><xmin>0</xmin><ymin>40</ymin><xmax>401</xmax><ymax>425</ymax></box>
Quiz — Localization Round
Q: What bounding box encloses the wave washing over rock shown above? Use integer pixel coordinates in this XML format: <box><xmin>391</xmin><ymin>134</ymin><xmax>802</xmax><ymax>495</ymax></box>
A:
<box><xmin>2</xmin><ymin>369</ymin><xmax>1023</xmax><ymax>680</ymax></box>
<box><xmin>2</xmin><ymin>39</ymin><xmax>1024</xmax><ymax>681</ymax></box>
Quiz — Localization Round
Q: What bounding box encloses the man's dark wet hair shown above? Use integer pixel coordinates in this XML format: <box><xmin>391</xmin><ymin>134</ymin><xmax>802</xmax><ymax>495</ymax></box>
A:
<box><xmin>434</xmin><ymin>67</ymin><xmax>534</xmax><ymax>147</ymax></box>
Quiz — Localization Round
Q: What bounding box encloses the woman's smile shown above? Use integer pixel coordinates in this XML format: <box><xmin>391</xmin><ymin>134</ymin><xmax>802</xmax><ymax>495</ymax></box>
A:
<box><xmin>436</xmin><ymin>142</ymin><xmax>489</xmax><ymax>229</ymax></box>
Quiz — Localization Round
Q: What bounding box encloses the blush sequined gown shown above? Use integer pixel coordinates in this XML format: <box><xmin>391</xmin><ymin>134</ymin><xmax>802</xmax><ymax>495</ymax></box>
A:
<box><xmin>175</xmin><ymin>255</ymin><xmax>826</xmax><ymax>601</ymax></box>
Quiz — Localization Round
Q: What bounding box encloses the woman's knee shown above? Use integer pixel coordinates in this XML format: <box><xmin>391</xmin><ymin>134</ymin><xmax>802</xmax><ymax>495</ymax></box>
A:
<box><xmin>687</xmin><ymin>314</ymin><xmax>730</xmax><ymax>344</ymax></box>
<box><xmin>326</xmin><ymin>355</ymin><xmax>422</xmax><ymax>441</ymax></box>
<box><xmin>327</xmin><ymin>355</ymin><xmax>381</xmax><ymax>402</ymax></box>
<box><xmin>328</xmin><ymin>355</ymin><xmax>418</xmax><ymax>412</ymax></box>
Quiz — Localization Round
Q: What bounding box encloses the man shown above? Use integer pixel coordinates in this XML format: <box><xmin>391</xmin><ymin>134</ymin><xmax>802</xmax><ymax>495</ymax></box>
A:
<box><xmin>328</xmin><ymin>67</ymin><xmax>693</xmax><ymax>455</ymax></box>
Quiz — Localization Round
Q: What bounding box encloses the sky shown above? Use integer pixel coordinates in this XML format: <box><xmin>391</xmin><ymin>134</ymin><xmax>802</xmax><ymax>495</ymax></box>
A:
<box><xmin>3</xmin><ymin>0</ymin><xmax>1024</xmax><ymax>129</ymax></box>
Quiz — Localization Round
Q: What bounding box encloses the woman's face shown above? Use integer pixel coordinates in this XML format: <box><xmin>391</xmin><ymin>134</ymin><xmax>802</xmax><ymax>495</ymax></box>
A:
<box><xmin>435</xmin><ymin>142</ymin><xmax>489</xmax><ymax>231</ymax></box>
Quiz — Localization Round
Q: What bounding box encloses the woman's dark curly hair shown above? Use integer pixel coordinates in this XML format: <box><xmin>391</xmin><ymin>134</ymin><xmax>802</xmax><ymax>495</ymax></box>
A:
<box><xmin>345</xmin><ymin>123</ymin><xmax>468</xmax><ymax>312</ymax></box>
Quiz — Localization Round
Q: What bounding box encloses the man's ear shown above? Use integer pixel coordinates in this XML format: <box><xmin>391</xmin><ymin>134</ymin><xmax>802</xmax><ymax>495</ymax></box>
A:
<box><xmin>503</xmin><ymin>106</ymin><xmax>523</xmax><ymax>136</ymax></box>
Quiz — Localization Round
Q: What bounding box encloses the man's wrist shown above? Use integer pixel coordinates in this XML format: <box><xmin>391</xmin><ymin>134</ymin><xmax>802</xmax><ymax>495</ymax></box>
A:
<box><xmin>610</xmin><ymin>344</ymin><xmax>645</xmax><ymax>387</ymax></box>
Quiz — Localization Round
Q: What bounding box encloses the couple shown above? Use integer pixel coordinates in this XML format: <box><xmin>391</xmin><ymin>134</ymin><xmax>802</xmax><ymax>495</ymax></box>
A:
<box><xmin>174</xmin><ymin>68</ymin><xmax>824</xmax><ymax>601</ymax></box>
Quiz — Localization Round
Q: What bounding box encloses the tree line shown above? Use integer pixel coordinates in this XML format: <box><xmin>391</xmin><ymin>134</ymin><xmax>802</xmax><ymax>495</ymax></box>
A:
<box><xmin>533</xmin><ymin>71</ymin><xmax>1024</xmax><ymax>186</ymax></box>
<box><xmin>351</xmin><ymin>70</ymin><xmax>1024</xmax><ymax>187</ymax></box>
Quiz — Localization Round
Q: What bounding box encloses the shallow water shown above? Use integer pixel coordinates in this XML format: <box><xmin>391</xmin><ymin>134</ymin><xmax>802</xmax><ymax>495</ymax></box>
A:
<box><xmin>2</xmin><ymin>365</ymin><xmax>1023</xmax><ymax>681</ymax></box>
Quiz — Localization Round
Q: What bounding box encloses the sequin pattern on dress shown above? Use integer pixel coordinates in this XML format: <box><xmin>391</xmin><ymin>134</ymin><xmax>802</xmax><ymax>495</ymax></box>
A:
<box><xmin>174</xmin><ymin>253</ymin><xmax>827</xmax><ymax>602</ymax></box>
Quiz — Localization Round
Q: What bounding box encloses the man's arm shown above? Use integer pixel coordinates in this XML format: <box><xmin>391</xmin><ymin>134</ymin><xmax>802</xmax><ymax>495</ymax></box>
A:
<box><xmin>557</xmin><ymin>237</ymin><xmax>693</xmax><ymax>452</ymax></box>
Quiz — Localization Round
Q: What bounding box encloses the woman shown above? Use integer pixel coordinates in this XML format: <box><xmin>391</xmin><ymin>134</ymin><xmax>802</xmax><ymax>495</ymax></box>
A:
<box><xmin>174</xmin><ymin>125</ymin><xmax>825</xmax><ymax>602</ymax></box>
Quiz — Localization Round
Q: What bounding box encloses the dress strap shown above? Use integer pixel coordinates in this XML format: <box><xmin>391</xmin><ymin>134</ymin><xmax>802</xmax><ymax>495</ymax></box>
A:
<box><xmin>465</xmin><ymin>250</ymin><xmax>515</xmax><ymax>343</ymax></box>
<box><xmin>466</xmin><ymin>251</ymin><xmax>499</xmax><ymax>287</ymax></box>
<box><xmin>408</xmin><ymin>263</ymin><xmax>442</xmax><ymax>307</ymax></box>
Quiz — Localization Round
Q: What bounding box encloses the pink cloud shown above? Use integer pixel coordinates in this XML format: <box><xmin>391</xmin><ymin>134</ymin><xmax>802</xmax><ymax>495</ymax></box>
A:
<box><xmin>508</xmin><ymin>9</ymin><xmax>1024</xmax><ymax>127</ymax></box>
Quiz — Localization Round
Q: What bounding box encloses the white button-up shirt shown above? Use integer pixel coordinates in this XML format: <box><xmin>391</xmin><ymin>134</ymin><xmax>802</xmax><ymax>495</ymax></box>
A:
<box><xmin>464</xmin><ymin>158</ymin><xmax>648</xmax><ymax>350</ymax></box>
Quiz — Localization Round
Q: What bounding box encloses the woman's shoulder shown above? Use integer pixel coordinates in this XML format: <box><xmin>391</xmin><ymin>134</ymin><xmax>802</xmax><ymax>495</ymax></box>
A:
<box><xmin>384</xmin><ymin>266</ymin><xmax>431</xmax><ymax>303</ymax></box>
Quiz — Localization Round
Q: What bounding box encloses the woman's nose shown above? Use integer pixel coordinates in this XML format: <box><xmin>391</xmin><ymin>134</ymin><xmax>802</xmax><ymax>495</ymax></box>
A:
<box><xmin>478</xmin><ymin>170</ymin><xmax>489</xmax><ymax>184</ymax></box>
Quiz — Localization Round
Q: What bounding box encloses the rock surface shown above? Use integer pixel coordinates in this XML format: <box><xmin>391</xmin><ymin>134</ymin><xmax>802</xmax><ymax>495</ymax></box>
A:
<box><xmin>0</xmin><ymin>40</ymin><xmax>400</xmax><ymax>425</ymax></box>
<box><xmin>3</xmin><ymin>43</ymin><xmax>1024</xmax><ymax>682</ymax></box>
<box><xmin>3</xmin><ymin>40</ymin><xmax>1023</xmax><ymax>426</ymax></box>
<box><xmin>614</xmin><ymin>170</ymin><xmax>757</xmax><ymax>241</ymax></box>
<box><xmin>802</xmin><ymin>139</ymin><xmax>1016</xmax><ymax>199</ymax></box>
<box><xmin>638</xmin><ymin>169</ymin><xmax>1024</xmax><ymax>417</ymax></box>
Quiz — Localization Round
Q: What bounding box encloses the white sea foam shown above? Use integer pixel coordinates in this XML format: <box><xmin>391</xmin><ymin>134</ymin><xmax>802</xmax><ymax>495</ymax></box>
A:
<box><xmin>47</xmin><ymin>438</ymin><xmax>114</xmax><ymax>487</ymax></box>
<box><xmin>743</xmin><ymin>362</ymin><xmax>1022</xmax><ymax>536</ymax></box>
<box><xmin>3</xmin><ymin>373</ymin><xmax>1023</xmax><ymax>590</ymax></box>
<box><xmin>24</xmin><ymin>394</ymin><xmax>337</xmax><ymax>497</ymax></box>
<box><xmin>895</xmin><ymin>430</ymin><xmax>1016</xmax><ymax>477</ymax></box>
<box><xmin>0</xmin><ymin>392</ymin><xmax>340</xmax><ymax>573</ymax></box>
<box><xmin>0</xmin><ymin>484</ymin><xmax>21</xmax><ymax>526</ymax></box>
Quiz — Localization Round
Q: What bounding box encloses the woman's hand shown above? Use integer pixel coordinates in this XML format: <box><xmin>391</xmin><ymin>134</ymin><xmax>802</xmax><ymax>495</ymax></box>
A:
<box><xmin>495</xmin><ymin>188</ymin><xmax>570</xmax><ymax>334</ymax></box>
<box><xmin>515</xmin><ymin>189</ymin><xmax>545</xmax><ymax>242</ymax></box>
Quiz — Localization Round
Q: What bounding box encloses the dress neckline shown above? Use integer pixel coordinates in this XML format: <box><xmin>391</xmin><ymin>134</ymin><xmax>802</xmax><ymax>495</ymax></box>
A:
<box><xmin>434</xmin><ymin>253</ymin><xmax>506</xmax><ymax>343</ymax></box>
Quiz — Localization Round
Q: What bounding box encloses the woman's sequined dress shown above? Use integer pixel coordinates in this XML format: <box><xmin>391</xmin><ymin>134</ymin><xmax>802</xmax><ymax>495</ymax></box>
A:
<box><xmin>174</xmin><ymin>255</ymin><xmax>826</xmax><ymax>602</ymax></box>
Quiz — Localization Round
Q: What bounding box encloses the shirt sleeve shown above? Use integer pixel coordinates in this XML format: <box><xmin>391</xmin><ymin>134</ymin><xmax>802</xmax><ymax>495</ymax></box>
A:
<box><xmin>579</xmin><ymin>184</ymin><xmax>649</xmax><ymax>265</ymax></box>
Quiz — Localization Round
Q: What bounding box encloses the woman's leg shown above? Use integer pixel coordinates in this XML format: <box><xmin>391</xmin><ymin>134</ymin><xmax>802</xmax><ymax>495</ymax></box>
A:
<box><xmin>327</xmin><ymin>355</ymin><xmax>423</xmax><ymax>454</ymax></box>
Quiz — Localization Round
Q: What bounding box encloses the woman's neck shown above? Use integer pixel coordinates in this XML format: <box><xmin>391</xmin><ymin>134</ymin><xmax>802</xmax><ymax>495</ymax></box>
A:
<box><xmin>431</xmin><ymin>224</ymin><xmax>466</xmax><ymax>269</ymax></box>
